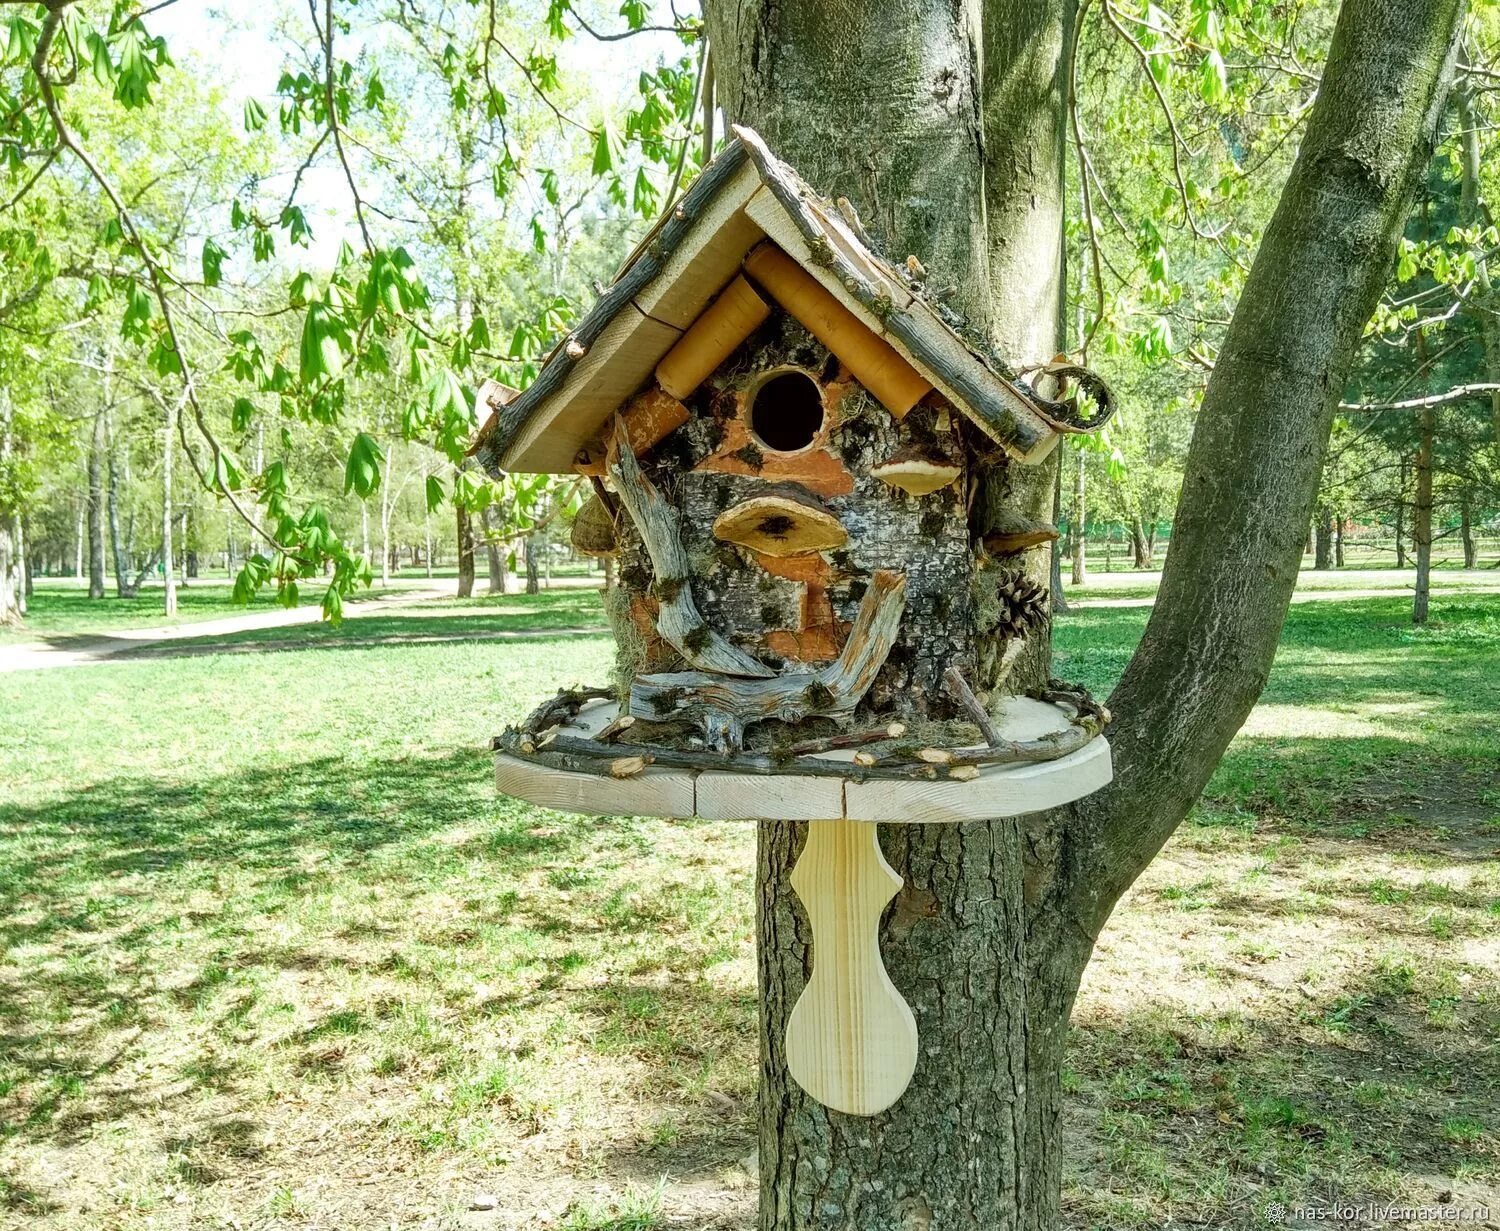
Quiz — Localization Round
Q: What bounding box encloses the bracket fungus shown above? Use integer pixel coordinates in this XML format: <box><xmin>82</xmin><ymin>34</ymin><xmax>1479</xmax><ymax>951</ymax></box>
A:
<box><xmin>870</xmin><ymin>443</ymin><xmax>962</xmax><ymax>496</ymax></box>
<box><xmin>713</xmin><ymin>490</ymin><xmax>848</xmax><ymax>557</ymax></box>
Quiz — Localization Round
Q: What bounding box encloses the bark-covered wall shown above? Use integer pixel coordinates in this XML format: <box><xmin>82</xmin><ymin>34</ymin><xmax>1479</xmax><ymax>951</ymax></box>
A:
<box><xmin>613</xmin><ymin>312</ymin><xmax>980</xmax><ymax>724</ymax></box>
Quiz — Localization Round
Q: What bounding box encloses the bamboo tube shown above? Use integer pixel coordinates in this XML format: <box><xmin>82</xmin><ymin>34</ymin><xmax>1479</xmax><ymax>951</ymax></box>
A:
<box><xmin>574</xmin><ymin>386</ymin><xmax>689</xmax><ymax>475</ymax></box>
<box><xmin>743</xmin><ymin>243</ymin><xmax>931</xmax><ymax>417</ymax></box>
<box><xmin>655</xmin><ymin>274</ymin><xmax>771</xmax><ymax>399</ymax></box>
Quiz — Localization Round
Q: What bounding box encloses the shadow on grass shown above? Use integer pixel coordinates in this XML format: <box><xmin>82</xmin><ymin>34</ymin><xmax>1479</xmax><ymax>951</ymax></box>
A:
<box><xmin>1064</xmin><ymin>955</ymin><xmax>1500</xmax><ymax>1229</ymax></box>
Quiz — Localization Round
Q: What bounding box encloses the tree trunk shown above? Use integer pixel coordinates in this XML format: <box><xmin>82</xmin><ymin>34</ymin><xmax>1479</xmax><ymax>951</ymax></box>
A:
<box><xmin>1395</xmin><ymin>455</ymin><xmax>1408</xmax><ymax>567</ymax></box>
<box><xmin>0</xmin><ymin>522</ymin><xmax>16</xmax><ymax>625</ymax></box>
<box><xmin>709</xmin><ymin>0</ymin><xmax>1457</xmax><ymax>1227</ymax></box>
<box><xmin>482</xmin><ymin>503</ymin><xmax>508</xmax><ymax>594</ymax></box>
<box><xmin>380</xmin><ymin>465</ymin><xmax>393</xmax><ymax>587</ymax></box>
<box><xmin>524</xmin><ymin>535</ymin><xmax>541</xmax><ymax>595</ymax></box>
<box><xmin>1413</xmin><ymin>405</ymin><xmax>1434</xmax><ymax>624</ymax></box>
<box><xmin>106</xmin><ymin>421</ymin><xmax>137</xmax><ymax>599</ymax></box>
<box><xmin>1071</xmin><ymin>448</ymin><xmax>1086</xmax><ymax>586</ymax></box>
<box><xmin>1049</xmin><ymin>453</ymin><xmax>1067</xmax><ymax>613</ymax></box>
<box><xmin>1314</xmin><ymin>505</ymin><xmax>1334</xmax><ymax>569</ymax></box>
<box><xmin>88</xmin><ymin>413</ymin><xmax>106</xmax><ymax>598</ymax></box>
<box><xmin>1460</xmin><ymin>494</ymin><xmax>1476</xmax><ymax>568</ymax></box>
<box><xmin>1129</xmin><ymin>517</ymin><xmax>1151</xmax><ymax>568</ymax></box>
<box><xmin>456</xmin><ymin>503</ymin><xmax>476</xmax><ymax>598</ymax></box>
<box><xmin>161</xmin><ymin>397</ymin><xmax>177</xmax><ymax>618</ymax></box>
<box><xmin>1334</xmin><ymin>517</ymin><xmax>1346</xmax><ymax>568</ymax></box>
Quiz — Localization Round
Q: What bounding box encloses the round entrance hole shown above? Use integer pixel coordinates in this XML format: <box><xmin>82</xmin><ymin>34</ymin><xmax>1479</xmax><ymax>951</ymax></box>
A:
<box><xmin>749</xmin><ymin>369</ymin><xmax>824</xmax><ymax>453</ymax></box>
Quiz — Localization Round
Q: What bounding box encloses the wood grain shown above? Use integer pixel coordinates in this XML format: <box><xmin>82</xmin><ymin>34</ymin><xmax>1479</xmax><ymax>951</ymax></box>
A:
<box><xmin>786</xmin><ymin>819</ymin><xmax>918</xmax><ymax>1116</ymax></box>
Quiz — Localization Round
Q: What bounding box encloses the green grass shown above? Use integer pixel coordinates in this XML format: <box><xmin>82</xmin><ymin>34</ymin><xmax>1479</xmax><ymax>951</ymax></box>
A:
<box><xmin>3</xmin><ymin>577</ymin><xmax>328</xmax><ymax>636</ymax></box>
<box><xmin>0</xmin><ymin>575</ymin><xmax>1496</xmax><ymax>1228</ymax></box>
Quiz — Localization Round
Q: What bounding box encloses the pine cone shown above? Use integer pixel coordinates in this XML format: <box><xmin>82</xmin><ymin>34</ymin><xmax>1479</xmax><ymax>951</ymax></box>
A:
<box><xmin>993</xmin><ymin>572</ymin><xmax>1048</xmax><ymax>641</ymax></box>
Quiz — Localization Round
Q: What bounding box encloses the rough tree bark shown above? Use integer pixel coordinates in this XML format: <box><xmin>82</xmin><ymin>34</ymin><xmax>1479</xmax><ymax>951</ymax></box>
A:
<box><xmin>703</xmin><ymin>0</ymin><xmax>1460</xmax><ymax>1227</ymax></box>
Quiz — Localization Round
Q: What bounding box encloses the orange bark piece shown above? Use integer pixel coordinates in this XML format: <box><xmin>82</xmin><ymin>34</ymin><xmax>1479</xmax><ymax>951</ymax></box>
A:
<box><xmin>575</xmin><ymin>386</ymin><xmax>689</xmax><ymax>475</ymax></box>
<box><xmin>696</xmin><ymin>394</ymin><xmax>854</xmax><ymax>498</ymax></box>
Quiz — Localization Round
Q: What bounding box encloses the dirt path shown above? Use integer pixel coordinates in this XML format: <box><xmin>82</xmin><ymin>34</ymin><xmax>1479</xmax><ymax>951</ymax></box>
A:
<box><xmin>0</xmin><ymin>584</ymin><xmax>460</xmax><ymax>673</ymax></box>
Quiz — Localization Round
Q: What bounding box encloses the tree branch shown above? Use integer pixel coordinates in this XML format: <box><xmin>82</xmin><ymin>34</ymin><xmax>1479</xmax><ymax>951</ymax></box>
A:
<box><xmin>1057</xmin><ymin>0</ymin><xmax>1465</xmax><ymax>935</ymax></box>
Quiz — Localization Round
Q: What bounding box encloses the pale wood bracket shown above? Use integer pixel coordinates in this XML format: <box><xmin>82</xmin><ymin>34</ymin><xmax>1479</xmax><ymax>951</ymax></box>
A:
<box><xmin>786</xmin><ymin>818</ymin><xmax>918</xmax><ymax>1116</ymax></box>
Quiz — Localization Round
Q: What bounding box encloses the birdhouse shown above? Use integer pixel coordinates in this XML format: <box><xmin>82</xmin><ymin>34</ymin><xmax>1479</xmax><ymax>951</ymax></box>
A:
<box><xmin>476</xmin><ymin>126</ymin><xmax>1116</xmax><ymax>1116</ymax></box>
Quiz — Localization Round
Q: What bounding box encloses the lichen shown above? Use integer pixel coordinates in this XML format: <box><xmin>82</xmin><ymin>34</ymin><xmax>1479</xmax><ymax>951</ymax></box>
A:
<box><xmin>731</xmin><ymin>442</ymin><xmax>764</xmax><ymax>471</ymax></box>
<box><xmin>602</xmin><ymin>582</ymin><xmax>649</xmax><ymax>702</ymax></box>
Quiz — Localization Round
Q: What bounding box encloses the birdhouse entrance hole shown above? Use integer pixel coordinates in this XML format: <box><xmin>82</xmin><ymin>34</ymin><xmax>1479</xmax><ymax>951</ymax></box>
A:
<box><xmin>749</xmin><ymin>368</ymin><xmax>823</xmax><ymax>453</ymax></box>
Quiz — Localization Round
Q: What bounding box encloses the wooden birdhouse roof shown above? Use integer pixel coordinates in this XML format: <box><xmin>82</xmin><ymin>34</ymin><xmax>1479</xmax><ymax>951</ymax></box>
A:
<box><xmin>472</xmin><ymin>125</ymin><xmax>1100</xmax><ymax>475</ymax></box>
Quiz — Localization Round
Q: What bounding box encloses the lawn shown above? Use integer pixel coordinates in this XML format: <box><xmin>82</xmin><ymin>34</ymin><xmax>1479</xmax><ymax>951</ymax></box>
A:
<box><xmin>0</xmin><ymin>577</ymin><xmax>1496</xmax><ymax>1229</ymax></box>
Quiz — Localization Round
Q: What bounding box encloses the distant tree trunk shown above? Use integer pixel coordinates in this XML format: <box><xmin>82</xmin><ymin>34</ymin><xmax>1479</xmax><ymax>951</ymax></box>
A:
<box><xmin>1395</xmin><ymin>455</ymin><xmax>1409</xmax><ymax>567</ymax></box>
<box><xmin>1071</xmin><ymin>448</ymin><xmax>1086</xmax><ymax>586</ymax></box>
<box><xmin>106</xmin><ymin>424</ymin><xmax>138</xmax><ymax>599</ymax></box>
<box><xmin>1413</xmin><ymin>405</ymin><xmax>1435</xmax><ymax>624</ymax></box>
<box><xmin>88</xmin><ymin>413</ymin><xmax>106</xmax><ymax>598</ymax></box>
<box><xmin>1460</xmin><ymin>493</ymin><xmax>1476</xmax><ymax>569</ymax></box>
<box><xmin>424</xmin><ymin>523</ymin><xmax>433</xmax><ymax>579</ymax></box>
<box><xmin>0</xmin><ymin>522</ymin><xmax>16</xmax><ymax>625</ymax></box>
<box><xmin>524</xmin><ymin>535</ymin><xmax>540</xmax><ymax>595</ymax></box>
<box><xmin>482</xmin><ymin>503</ymin><xmax>508</xmax><ymax>594</ymax></box>
<box><xmin>1334</xmin><ymin>518</ymin><xmax>1346</xmax><ymax>568</ymax></box>
<box><xmin>1129</xmin><ymin>517</ymin><xmax>1151</xmax><ymax>568</ymax></box>
<box><xmin>161</xmin><ymin>396</ymin><xmax>177</xmax><ymax>618</ymax></box>
<box><xmin>1050</xmin><ymin>454</ymin><xmax>1068</xmax><ymax>613</ymax></box>
<box><xmin>1314</xmin><ymin>506</ymin><xmax>1334</xmax><ymax>570</ymax></box>
<box><xmin>456</xmin><ymin>503</ymin><xmax>476</xmax><ymax>598</ymax></box>
<box><xmin>379</xmin><ymin>482</ymin><xmax>392</xmax><ymax>588</ymax></box>
<box><xmin>74</xmin><ymin>499</ymin><xmax>84</xmax><ymax>579</ymax></box>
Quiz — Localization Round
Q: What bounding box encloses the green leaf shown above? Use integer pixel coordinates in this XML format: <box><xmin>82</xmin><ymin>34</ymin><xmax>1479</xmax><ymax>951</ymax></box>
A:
<box><xmin>86</xmin><ymin>32</ymin><xmax>114</xmax><ymax>86</ymax></box>
<box><xmin>343</xmin><ymin>431</ymin><xmax>386</xmax><ymax>498</ymax></box>
<box><xmin>201</xmin><ymin>237</ymin><xmax>227</xmax><ymax>287</ymax></box>
<box><xmin>231</xmin><ymin>397</ymin><xmax>255</xmax><ymax>432</ymax></box>
<box><xmin>299</xmin><ymin>303</ymin><xmax>345</xmax><ymax>384</ymax></box>
<box><xmin>243</xmin><ymin>97</ymin><xmax>268</xmax><ymax>131</ymax></box>
<box><xmin>425</xmin><ymin>475</ymin><xmax>445</xmax><ymax>513</ymax></box>
<box><xmin>591</xmin><ymin>117</ymin><xmax>624</xmax><ymax>175</ymax></box>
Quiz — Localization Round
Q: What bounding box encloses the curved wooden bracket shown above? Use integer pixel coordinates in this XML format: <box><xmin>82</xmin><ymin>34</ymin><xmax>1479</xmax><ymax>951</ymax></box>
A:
<box><xmin>786</xmin><ymin>819</ymin><xmax>918</xmax><ymax>1116</ymax></box>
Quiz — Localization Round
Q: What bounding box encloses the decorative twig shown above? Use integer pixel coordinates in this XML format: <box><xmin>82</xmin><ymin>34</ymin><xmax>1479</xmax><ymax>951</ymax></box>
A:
<box><xmin>943</xmin><ymin>666</ymin><xmax>999</xmax><ymax>746</ymax></box>
<box><xmin>785</xmin><ymin>723</ymin><xmax>907</xmax><ymax>757</ymax></box>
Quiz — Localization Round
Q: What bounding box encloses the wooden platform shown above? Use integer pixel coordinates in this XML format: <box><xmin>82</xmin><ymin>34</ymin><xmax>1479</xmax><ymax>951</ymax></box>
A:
<box><xmin>494</xmin><ymin>696</ymin><xmax>1112</xmax><ymax>823</ymax></box>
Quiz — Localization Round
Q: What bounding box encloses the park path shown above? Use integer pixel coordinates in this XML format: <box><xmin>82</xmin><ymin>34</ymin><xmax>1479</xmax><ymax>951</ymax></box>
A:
<box><xmin>0</xmin><ymin>583</ymin><xmax>460</xmax><ymax>673</ymax></box>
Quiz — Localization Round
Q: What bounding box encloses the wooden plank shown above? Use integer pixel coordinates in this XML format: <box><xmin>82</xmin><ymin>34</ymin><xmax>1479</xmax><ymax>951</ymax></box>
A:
<box><xmin>632</xmin><ymin>161</ymin><xmax>766</xmax><ymax>329</ymax></box>
<box><xmin>842</xmin><ymin>736</ymin><xmax>1113</xmax><ymax>823</ymax></box>
<box><xmin>785</xmin><ymin>819</ymin><xmax>918</xmax><ymax>1115</ymax></box>
<box><xmin>503</xmin><ymin>308</ymin><xmax>681</xmax><ymax>473</ymax></box>
<box><xmin>494</xmin><ymin>753</ymin><xmax>697</xmax><ymax>819</ymax></box>
<box><xmin>476</xmin><ymin>139</ymin><xmax>752</xmax><ymax>475</ymax></box>
<box><xmin>696</xmin><ymin>771</ymin><xmax>844</xmax><ymax>820</ymax></box>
